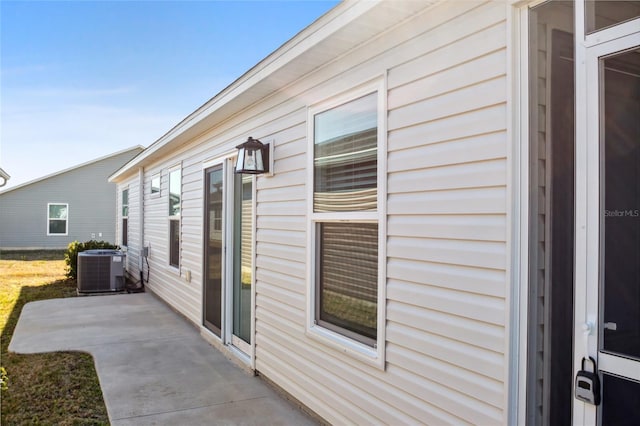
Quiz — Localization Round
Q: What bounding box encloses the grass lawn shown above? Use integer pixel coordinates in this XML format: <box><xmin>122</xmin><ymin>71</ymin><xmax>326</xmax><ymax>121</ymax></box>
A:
<box><xmin>0</xmin><ymin>250</ymin><xmax>109</xmax><ymax>425</ymax></box>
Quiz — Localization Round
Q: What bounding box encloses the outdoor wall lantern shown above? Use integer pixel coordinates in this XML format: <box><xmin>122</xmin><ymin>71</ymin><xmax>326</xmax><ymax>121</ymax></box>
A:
<box><xmin>235</xmin><ymin>137</ymin><xmax>271</xmax><ymax>175</ymax></box>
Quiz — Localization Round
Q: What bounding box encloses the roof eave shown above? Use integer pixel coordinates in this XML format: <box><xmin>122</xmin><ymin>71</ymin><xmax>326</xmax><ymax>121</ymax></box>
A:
<box><xmin>110</xmin><ymin>0</ymin><xmax>441</xmax><ymax>183</ymax></box>
<box><xmin>109</xmin><ymin>0</ymin><xmax>378</xmax><ymax>182</ymax></box>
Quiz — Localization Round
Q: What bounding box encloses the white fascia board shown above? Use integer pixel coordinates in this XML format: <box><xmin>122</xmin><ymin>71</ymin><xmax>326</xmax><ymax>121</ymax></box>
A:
<box><xmin>109</xmin><ymin>0</ymin><xmax>380</xmax><ymax>183</ymax></box>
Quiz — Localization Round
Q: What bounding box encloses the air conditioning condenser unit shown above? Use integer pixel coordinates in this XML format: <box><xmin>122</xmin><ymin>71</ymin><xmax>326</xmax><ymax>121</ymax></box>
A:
<box><xmin>77</xmin><ymin>249</ymin><xmax>125</xmax><ymax>294</ymax></box>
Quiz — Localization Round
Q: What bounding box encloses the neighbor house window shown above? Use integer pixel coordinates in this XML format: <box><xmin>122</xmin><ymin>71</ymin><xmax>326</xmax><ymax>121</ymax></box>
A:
<box><xmin>309</xmin><ymin>83</ymin><xmax>385</xmax><ymax>355</ymax></box>
<box><xmin>47</xmin><ymin>203</ymin><xmax>69</xmax><ymax>235</ymax></box>
<box><xmin>151</xmin><ymin>174</ymin><xmax>160</xmax><ymax>195</ymax></box>
<box><xmin>169</xmin><ymin>167</ymin><xmax>181</xmax><ymax>268</ymax></box>
<box><xmin>122</xmin><ymin>189</ymin><xmax>129</xmax><ymax>246</ymax></box>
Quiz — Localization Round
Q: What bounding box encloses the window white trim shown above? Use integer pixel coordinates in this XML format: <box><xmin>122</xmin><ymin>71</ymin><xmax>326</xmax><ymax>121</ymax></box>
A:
<box><xmin>306</xmin><ymin>76</ymin><xmax>387</xmax><ymax>369</ymax></box>
<box><xmin>200</xmin><ymin>156</ymin><xmax>257</xmax><ymax>368</ymax></box>
<box><xmin>168</xmin><ymin>164</ymin><xmax>182</xmax><ymax>271</ymax></box>
<box><xmin>46</xmin><ymin>202</ymin><xmax>69</xmax><ymax>236</ymax></box>
<box><xmin>202</xmin><ymin>149</ymin><xmax>236</xmax><ymax>170</ymax></box>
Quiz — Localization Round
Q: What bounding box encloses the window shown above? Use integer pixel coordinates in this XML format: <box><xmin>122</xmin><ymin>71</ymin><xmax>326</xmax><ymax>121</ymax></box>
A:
<box><xmin>47</xmin><ymin>203</ymin><xmax>68</xmax><ymax>235</ymax></box>
<box><xmin>313</xmin><ymin>92</ymin><xmax>378</xmax><ymax>213</ymax></box>
<box><xmin>308</xmin><ymin>83</ymin><xmax>385</xmax><ymax>359</ymax></box>
<box><xmin>169</xmin><ymin>219</ymin><xmax>180</xmax><ymax>267</ymax></box>
<box><xmin>122</xmin><ymin>189</ymin><xmax>129</xmax><ymax>246</ymax></box>
<box><xmin>151</xmin><ymin>174</ymin><xmax>160</xmax><ymax>195</ymax></box>
<box><xmin>586</xmin><ymin>0</ymin><xmax>640</xmax><ymax>34</ymax></box>
<box><xmin>316</xmin><ymin>222</ymin><xmax>378</xmax><ymax>342</ymax></box>
<box><xmin>169</xmin><ymin>168</ymin><xmax>181</xmax><ymax>268</ymax></box>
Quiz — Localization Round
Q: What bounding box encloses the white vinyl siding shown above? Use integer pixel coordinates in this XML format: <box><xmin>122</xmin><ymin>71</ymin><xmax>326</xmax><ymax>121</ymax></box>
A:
<box><xmin>256</xmin><ymin>2</ymin><xmax>508</xmax><ymax>424</ymax></box>
<box><xmin>385</xmin><ymin>4</ymin><xmax>507</xmax><ymax>424</ymax></box>
<box><xmin>113</xmin><ymin>1</ymin><xmax>509</xmax><ymax>423</ymax></box>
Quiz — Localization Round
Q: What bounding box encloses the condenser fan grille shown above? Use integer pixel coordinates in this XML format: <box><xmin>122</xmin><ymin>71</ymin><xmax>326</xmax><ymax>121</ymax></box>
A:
<box><xmin>77</xmin><ymin>250</ymin><xmax>125</xmax><ymax>293</ymax></box>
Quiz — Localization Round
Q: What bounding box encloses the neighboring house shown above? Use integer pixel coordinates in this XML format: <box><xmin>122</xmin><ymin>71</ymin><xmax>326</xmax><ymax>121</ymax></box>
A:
<box><xmin>109</xmin><ymin>1</ymin><xmax>640</xmax><ymax>425</ymax></box>
<box><xmin>0</xmin><ymin>168</ymin><xmax>9</xmax><ymax>187</ymax></box>
<box><xmin>0</xmin><ymin>146</ymin><xmax>143</xmax><ymax>249</ymax></box>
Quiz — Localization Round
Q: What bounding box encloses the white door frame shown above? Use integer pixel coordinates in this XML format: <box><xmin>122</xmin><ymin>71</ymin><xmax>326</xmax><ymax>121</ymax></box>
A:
<box><xmin>512</xmin><ymin>1</ymin><xmax>640</xmax><ymax>423</ymax></box>
<box><xmin>574</xmin><ymin>18</ymin><xmax>640</xmax><ymax>426</ymax></box>
<box><xmin>202</xmin><ymin>159</ymin><xmax>227</xmax><ymax>339</ymax></box>
<box><xmin>222</xmin><ymin>160</ymin><xmax>254</xmax><ymax>359</ymax></box>
<box><xmin>202</xmin><ymin>154</ymin><xmax>256</xmax><ymax>368</ymax></box>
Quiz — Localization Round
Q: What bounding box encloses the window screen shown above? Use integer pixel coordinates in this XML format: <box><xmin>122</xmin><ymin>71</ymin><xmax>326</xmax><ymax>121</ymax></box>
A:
<box><xmin>317</xmin><ymin>222</ymin><xmax>378</xmax><ymax>344</ymax></box>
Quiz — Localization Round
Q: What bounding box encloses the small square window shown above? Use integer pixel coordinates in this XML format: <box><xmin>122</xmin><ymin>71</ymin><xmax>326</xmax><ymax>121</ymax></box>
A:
<box><xmin>169</xmin><ymin>169</ymin><xmax>181</xmax><ymax>216</ymax></box>
<box><xmin>151</xmin><ymin>175</ymin><xmax>160</xmax><ymax>195</ymax></box>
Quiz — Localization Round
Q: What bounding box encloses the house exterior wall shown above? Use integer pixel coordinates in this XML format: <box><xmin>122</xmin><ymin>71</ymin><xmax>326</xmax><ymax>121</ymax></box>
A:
<box><xmin>256</xmin><ymin>2</ymin><xmax>508</xmax><ymax>423</ymax></box>
<box><xmin>115</xmin><ymin>1</ymin><xmax>510</xmax><ymax>423</ymax></box>
<box><xmin>0</xmin><ymin>148</ymin><xmax>142</xmax><ymax>250</ymax></box>
<box><xmin>142</xmin><ymin>160</ymin><xmax>203</xmax><ymax>325</ymax></box>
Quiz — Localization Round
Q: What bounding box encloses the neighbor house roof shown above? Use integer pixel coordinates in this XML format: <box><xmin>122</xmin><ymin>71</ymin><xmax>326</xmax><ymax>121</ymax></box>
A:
<box><xmin>0</xmin><ymin>145</ymin><xmax>144</xmax><ymax>195</ymax></box>
<box><xmin>109</xmin><ymin>0</ymin><xmax>438</xmax><ymax>183</ymax></box>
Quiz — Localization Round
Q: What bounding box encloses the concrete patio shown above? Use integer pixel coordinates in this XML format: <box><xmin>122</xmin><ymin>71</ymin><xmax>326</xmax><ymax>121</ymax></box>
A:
<box><xmin>8</xmin><ymin>292</ymin><xmax>316</xmax><ymax>425</ymax></box>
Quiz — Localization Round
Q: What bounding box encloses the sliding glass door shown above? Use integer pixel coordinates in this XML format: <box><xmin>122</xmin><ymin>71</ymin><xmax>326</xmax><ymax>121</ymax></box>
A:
<box><xmin>204</xmin><ymin>165</ymin><xmax>224</xmax><ymax>336</ymax></box>
<box><xmin>232</xmin><ymin>172</ymin><xmax>252</xmax><ymax>351</ymax></box>
<box><xmin>203</xmin><ymin>159</ymin><xmax>253</xmax><ymax>356</ymax></box>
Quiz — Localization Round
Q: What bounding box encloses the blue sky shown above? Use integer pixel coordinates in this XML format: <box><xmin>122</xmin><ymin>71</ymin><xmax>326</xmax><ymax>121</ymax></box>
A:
<box><xmin>0</xmin><ymin>0</ymin><xmax>338</xmax><ymax>189</ymax></box>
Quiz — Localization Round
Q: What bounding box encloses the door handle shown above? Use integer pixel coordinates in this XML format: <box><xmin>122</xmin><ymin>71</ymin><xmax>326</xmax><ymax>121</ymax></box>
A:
<box><xmin>604</xmin><ymin>322</ymin><xmax>617</xmax><ymax>331</ymax></box>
